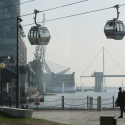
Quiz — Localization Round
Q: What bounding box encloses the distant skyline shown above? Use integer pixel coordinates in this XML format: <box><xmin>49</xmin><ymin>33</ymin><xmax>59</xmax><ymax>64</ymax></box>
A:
<box><xmin>21</xmin><ymin>0</ymin><xmax>125</xmax><ymax>87</ymax></box>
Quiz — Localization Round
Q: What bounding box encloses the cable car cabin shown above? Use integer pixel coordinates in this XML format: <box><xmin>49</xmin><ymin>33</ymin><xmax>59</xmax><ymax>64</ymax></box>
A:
<box><xmin>104</xmin><ymin>19</ymin><xmax>125</xmax><ymax>40</ymax></box>
<box><xmin>28</xmin><ymin>26</ymin><xmax>51</xmax><ymax>45</ymax></box>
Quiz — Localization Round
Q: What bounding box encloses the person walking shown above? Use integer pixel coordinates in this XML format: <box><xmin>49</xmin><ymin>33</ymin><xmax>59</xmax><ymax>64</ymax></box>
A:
<box><xmin>115</xmin><ymin>87</ymin><xmax>125</xmax><ymax>118</ymax></box>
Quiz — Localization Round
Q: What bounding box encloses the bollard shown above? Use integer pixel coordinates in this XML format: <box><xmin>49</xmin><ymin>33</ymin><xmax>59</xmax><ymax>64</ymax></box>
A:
<box><xmin>113</xmin><ymin>95</ymin><xmax>114</xmax><ymax>109</ymax></box>
<box><xmin>97</xmin><ymin>96</ymin><xmax>102</xmax><ymax>111</ymax></box>
<box><xmin>87</xmin><ymin>96</ymin><xmax>89</xmax><ymax>109</ymax></box>
<box><xmin>89</xmin><ymin>97</ymin><xmax>93</xmax><ymax>109</ymax></box>
<box><xmin>10</xmin><ymin>96</ymin><xmax>11</xmax><ymax>107</ymax></box>
<box><xmin>62</xmin><ymin>96</ymin><xmax>64</xmax><ymax>110</ymax></box>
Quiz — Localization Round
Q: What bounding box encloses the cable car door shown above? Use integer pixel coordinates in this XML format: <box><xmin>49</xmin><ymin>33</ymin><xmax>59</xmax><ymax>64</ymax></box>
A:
<box><xmin>116</xmin><ymin>24</ymin><xmax>124</xmax><ymax>40</ymax></box>
<box><xmin>104</xmin><ymin>22</ymin><xmax>116</xmax><ymax>39</ymax></box>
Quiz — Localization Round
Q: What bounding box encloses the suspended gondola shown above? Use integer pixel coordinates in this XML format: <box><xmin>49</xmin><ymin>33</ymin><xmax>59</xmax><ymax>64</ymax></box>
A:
<box><xmin>104</xmin><ymin>5</ymin><xmax>125</xmax><ymax>40</ymax></box>
<box><xmin>28</xmin><ymin>10</ymin><xmax>51</xmax><ymax>45</ymax></box>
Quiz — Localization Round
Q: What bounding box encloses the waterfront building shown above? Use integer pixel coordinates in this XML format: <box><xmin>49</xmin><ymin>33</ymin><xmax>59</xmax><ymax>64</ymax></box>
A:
<box><xmin>52</xmin><ymin>72</ymin><xmax>75</xmax><ymax>93</ymax></box>
<box><xmin>0</xmin><ymin>0</ymin><xmax>30</xmax><ymax>102</ymax></box>
<box><xmin>42</xmin><ymin>61</ymin><xmax>75</xmax><ymax>93</ymax></box>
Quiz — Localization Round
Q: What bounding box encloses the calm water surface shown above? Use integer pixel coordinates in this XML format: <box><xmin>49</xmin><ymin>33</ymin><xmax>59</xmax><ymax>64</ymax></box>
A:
<box><xmin>29</xmin><ymin>87</ymin><xmax>124</xmax><ymax>109</ymax></box>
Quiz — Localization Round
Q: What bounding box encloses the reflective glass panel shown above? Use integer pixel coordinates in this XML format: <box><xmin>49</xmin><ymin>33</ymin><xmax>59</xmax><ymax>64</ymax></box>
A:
<box><xmin>117</xmin><ymin>24</ymin><xmax>120</xmax><ymax>31</ymax></box>
<box><xmin>105</xmin><ymin>22</ymin><xmax>114</xmax><ymax>30</ymax></box>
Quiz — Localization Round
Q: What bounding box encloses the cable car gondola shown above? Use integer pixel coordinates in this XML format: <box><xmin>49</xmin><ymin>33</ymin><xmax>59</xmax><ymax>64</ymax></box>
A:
<box><xmin>28</xmin><ymin>10</ymin><xmax>51</xmax><ymax>45</ymax></box>
<box><xmin>104</xmin><ymin>5</ymin><xmax>125</xmax><ymax>40</ymax></box>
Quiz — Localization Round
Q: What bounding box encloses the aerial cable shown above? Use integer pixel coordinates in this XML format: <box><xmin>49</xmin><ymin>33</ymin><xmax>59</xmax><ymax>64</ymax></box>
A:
<box><xmin>106</xmin><ymin>56</ymin><xmax>125</xmax><ymax>75</ymax></box>
<box><xmin>81</xmin><ymin>48</ymin><xmax>103</xmax><ymax>76</ymax></box>
<box><xmin>1</xmin><ymin>3</ymin><xmax>125</xmax><ymax>23</ymax></box>
<box><xmin>0</xmin><ymin>0</ymin><xmax>88</xmax><ymax>22</ymax></box>
<box><xmin>0</xmin><ymin>0</ymin><xmax>35</xmax><ymax>22</ymax></box>
<box><xmin>0</xmin><ymin>0</ymin><xmax>35</xmax><ymax>11</ymax></box>
<box><xmin>105</xmin><ymin>48</ymin><xmax>125</xmax><ymax>74</ymax></box>
<box><xmin>1</xmin><ymin>4</ymin><xmax>125</xmax><ymax>32</ymax></box>
<box><xmin>105</xmin><ymin>49</ymin><xmax>125</xmax><ymax>74</ymax></box>
<box><xmin>20</xmin><ymin>0</ymin><xmax>88</xmax><ymax>17</ymax></box>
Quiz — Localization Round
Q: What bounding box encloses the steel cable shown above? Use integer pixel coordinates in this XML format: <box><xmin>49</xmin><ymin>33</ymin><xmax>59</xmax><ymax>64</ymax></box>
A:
<box><xmin>1</xmin><ymin>4</ymin><xmax>125</xmax><ymax>32</ymax></box>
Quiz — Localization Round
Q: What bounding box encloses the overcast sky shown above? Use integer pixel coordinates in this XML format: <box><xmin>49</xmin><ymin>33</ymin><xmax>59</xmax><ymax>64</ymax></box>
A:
<box><xmin>21</xmin><ymin>0</ymin><xmax>125</xmax><ymax>87</ymax></box>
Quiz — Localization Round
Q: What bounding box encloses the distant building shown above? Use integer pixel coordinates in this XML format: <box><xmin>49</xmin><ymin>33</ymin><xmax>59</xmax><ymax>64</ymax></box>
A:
<box><xmin>42</xmin><ymin>61</ymin><xmax>75</xmax><ymax>93</ymax></box>
<box><xmin>52</xmin><ymin>72</ymin><xmax>75</xmax><ymax>93</ymax></box>
<box><xmin>92</xmin><ymin>72</ymin><xmax>103</xmax><ymax>92</ymax></box>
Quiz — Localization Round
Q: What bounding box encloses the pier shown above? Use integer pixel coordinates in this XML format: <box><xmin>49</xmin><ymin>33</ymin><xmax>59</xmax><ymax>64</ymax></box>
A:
<box><xmin>32</xmin><ymin>110</ymin><xmax>125</xmax><ymax>125</ymax></box>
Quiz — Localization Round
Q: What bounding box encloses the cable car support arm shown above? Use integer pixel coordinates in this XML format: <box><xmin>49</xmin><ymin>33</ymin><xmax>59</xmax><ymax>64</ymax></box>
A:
<box><xmin>34</xmin><ymin>9</ymin><xmax>41</xmax><ymax>27</ymax></box>
<box><xmin>114</xmin><ymin>5</ymin><xmax>120</xmax><ymax>19</ymax></box>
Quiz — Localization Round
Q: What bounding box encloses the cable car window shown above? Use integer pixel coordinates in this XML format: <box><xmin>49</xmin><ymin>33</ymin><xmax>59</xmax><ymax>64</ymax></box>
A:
<box><xmin>34</xmin><ymin>31</ymin><xmax>36</xmax><ymax>38</ymax></box>
<box><xmin>120</xmin><ymin>24</ymin><xmax>123</xmax><ymax>31</ymax></box>
<box><xmin>31</xmin><ymin>31</ymin><xmax>33</xmax><ymax>37</ymax></box>
<box><xmin>105</xmin><ymin>22</ymin><xmax>113</xmax><ymax>30</ymax></box>
<box><xmin>117</xmin><ymin>24</ymin><xmax>120</xmax><ymax>31</ymax></box>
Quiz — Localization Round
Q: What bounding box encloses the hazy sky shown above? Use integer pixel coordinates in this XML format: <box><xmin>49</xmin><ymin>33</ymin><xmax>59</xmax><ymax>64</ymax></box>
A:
<box><xmin>21</xmin><ymin>0</ymin><xmax>125</xmax><ymax>87</ymax></box>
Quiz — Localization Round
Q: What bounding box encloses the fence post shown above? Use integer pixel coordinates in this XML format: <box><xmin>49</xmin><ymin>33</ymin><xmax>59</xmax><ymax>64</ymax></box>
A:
<box><xmin>113</xmin><ymin>95</ymin><xmax>114</xmax><ymax>109</ymax></box>
<box><xmin>62</xmin><ymin>96</ymin><xmax>64</xmax><ymax>110</ymax></box>
<box><xmin>87</xmin><ymin>96</ymin><xmax>89</xmax><ymax>109</ymax></box>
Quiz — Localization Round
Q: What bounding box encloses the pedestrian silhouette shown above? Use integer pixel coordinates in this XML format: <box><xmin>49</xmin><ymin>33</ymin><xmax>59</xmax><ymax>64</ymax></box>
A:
<box><xmin>115</xmin><ymin>87</ymin><xmax>125</xmax><ymax>118</ymax></box>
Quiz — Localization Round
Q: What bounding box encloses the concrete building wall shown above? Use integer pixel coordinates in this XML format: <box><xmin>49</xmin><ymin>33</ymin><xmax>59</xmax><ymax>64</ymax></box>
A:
<box><xmin>94</xmin><ymin>72</ymin><xmax>103</xmax><ymax>92</ymax></box>
<box><xmin>41</xmin><ymin>73</ymin><xmax>52</xmax><ymax>93</ymax></box>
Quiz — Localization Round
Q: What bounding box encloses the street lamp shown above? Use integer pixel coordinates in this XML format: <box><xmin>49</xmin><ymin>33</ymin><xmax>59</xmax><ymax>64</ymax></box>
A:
<box><xmin>0</xmin><ymin>63</ymin><xmax>5</xmax><ymax>69</ymax></box>
<box><xmin>0</xmin><ymin>63</ymin><xmax>5</xmax><ymax>106</ymax></box>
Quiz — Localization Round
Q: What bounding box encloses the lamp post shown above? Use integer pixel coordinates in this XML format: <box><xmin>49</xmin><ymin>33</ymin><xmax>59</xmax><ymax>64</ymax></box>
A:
<box><xmin>0</xmin><ymin>56</ymin><xmax>10</xmax><ymax>106</ymax></box>
<box><xmin>16</xmin><ymin>16</ymin><xmax>23</xmax><ymax>108</ymax></box>
<box><xmin>0</xmin><ymin>63</ymin><xmax>5</xmax><ymax>106</ymax></box>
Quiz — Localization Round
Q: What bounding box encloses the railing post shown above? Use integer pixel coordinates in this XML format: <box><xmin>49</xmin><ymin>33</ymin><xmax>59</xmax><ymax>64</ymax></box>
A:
<box><xmin>87</xmin><ymin>96</ymin><xmax>89</xmax><ymax>109</ymax></box>
<box><xmin>62</xmin><ymin>96</ymin><xmax>64</xmax><ymax>110</ymax></box>
<box><xmin>113</xmin><ymin>95</ymin><xmax>114</xmax><ymax>109</ymax></box>
<box><xmin>10</xmin><ymin>96</ymin><xmax>11</xmax><ymax>107</ymax></box>
<box><xmin>97</xmin><ymin>96</ymin><xmax>102</xmax><ymax>111</ymax></box>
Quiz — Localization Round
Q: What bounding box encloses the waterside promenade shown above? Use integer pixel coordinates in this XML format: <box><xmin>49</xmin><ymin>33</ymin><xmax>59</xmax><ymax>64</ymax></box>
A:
<box><xmin>32</xmin><ymin>109</ymin><xmax>125</xmax><ymax>125</ymax></box>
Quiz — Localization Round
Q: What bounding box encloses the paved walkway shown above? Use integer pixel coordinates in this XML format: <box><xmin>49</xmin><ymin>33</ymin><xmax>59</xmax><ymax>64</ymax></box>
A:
<box><xmin>32</xmin><ymin>109</ymin><xmax>125</xmax><ymax>125</ymax></box>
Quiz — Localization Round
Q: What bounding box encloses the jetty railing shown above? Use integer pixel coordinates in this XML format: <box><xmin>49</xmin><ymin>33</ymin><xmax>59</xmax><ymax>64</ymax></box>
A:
<box><xmin>0</xmin><ymin>95</ymin><xmax>118</xmax><ymax>110</ymax></box>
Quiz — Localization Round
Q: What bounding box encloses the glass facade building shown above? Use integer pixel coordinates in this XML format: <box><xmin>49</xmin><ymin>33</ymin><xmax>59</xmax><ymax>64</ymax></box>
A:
<box><xmin>0</xmin><ymin>0</ymin><xmax>27</xmax><ymax>65</ymax></box>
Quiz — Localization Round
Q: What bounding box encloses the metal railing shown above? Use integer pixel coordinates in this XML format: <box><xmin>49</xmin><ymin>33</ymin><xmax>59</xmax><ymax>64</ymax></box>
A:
<box><xmin>0</xmin><ymin>95</ymin><xmax>118</xmax><ymax>110</ymax></box>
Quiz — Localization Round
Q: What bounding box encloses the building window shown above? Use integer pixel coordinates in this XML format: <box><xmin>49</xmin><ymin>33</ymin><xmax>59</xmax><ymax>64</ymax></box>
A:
<box><xmin>0</xmin><ymin>51</ymin><xmax>3</xmax><ymax>56</ymax></box>
<box><xmin>0</xmin><ymin>1</ymin><xmax>3</xmax><ymax>6</ymax></box>
<box><xmin>22</xmin><ymin>92</ymin><xmax>25</xmax><ymax>97</ymax></box>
